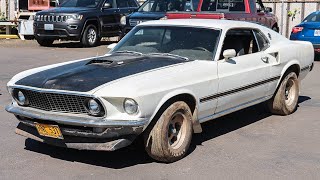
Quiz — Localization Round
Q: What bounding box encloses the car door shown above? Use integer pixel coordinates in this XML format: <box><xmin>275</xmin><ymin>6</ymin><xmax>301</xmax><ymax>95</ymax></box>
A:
<box><xmin>100</xmin><ymin>0</ymin><xmax>119</xmax><ymax>35</ymax></box>
<box><xmin>215</xmin><ymin>28</ymin><xmax>275</xmax><ymax>114</ymax></box>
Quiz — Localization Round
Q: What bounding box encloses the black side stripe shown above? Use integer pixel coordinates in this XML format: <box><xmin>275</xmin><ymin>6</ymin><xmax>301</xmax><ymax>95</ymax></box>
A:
<box><xmin>200</xmin><ymin>76</ymin><xmax>281</xmax><ymax>103</ymax></box>
<box><xmin>301</xmin><ymin>65</ymin><xmax>310</xmax><ymax>72</ymax></box>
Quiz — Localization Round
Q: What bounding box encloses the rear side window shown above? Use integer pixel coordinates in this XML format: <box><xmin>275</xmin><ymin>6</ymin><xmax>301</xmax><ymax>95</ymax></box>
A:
<box><xmin>201</xmin><ymin>0</ymin><xmax>245</xmax><ymax>12</ymax></box>
<box><xmin>303</xmin><ymin>13</ymin><xmax>320</xmax><ymax>22</ymax></box>
<box><xmin>116</xmin><ymin>0</ymin><xmax>138</xmax><ymax>8</ymax></box>
<box><xmin>253</xmin><ymin>30</ymin><xmax>269</xmax><ymax>51</ymax></box>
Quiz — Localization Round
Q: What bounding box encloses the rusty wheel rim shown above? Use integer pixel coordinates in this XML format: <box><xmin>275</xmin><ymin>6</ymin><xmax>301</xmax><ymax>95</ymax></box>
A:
<box><xmin>168</xmin><ymin>111</ymin><xmax>187</xmax><ymax>150</ymax></box>
<box><xmin>285</xmin><ymin>78</ymin><xmax>296</xmax><ymax>106</ymax></box>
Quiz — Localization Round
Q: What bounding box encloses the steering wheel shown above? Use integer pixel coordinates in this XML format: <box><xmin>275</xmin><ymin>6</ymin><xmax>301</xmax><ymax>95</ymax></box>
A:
<box><xmin>192</xmin><ymin>47</ymin><xmax>209</xmax><ymax>52</ymax></box>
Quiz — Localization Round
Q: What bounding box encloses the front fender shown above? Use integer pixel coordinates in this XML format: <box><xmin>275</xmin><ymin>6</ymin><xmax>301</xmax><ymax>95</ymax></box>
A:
<box><xmin>145</xmin><ymin>89</ymin><xmax>202</xmax><ymax>133</ymax></box>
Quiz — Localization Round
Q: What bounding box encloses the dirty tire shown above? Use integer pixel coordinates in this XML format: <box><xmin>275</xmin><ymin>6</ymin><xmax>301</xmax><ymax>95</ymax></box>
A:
<box><xmin>144</xmin><ymin>101</ymin><xmax>193</xmax><ymax>163</ymax></box>
<box><xmin>81</xmin><ymin>24</ymin><xmax>100</xmax><ymax>47</ymax></box>
<box><xmin>268</xmin><ymin>72</ymin><xmax>299</xmax><ymax>115</ymax></box>
<box><xmin>36</xmin><ymin>38</ymin><xmax>54</xmax><ymax>47</ymax></box>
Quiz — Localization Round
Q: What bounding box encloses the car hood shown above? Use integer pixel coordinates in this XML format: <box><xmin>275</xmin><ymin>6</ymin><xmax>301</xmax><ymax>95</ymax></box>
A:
<box><xmin>14</xmin><ymin>54</ymin><xmax>190</xmax><ymax>92</ymax></box>
<box><xmin>37</xmin><ymin>7</ymin><xmax>93</xmax><ymax>14</ymax></box>
<box><xmin>129</xmin><ymin>12</ymin><xmax>166</xmax><ymax>20</ymax></box>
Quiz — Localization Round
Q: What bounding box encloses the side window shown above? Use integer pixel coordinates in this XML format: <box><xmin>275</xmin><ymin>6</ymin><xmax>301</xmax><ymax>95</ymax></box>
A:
<box><xmin>253</xmin><ymin>30</ymin><xmax>269</xmax><ymax>51</ymax></box>
<box><xmin>128</xmin><ymin>0</ymin><xmax>138</xmax><ymax>7</ymax></box>
<box><xmin>116</xmin><ymin>0</ymin><xmax>137</xmax><ymax>8</ymax></box>
<box><xmin>202</xmin><ymin>0</ymin><xmax>245</xmax><ymax>12</ymax></box>
<box><xmin>220</xmin><ymin>29</ymin><xmax>258</xmax><ymax>59</ymax></box>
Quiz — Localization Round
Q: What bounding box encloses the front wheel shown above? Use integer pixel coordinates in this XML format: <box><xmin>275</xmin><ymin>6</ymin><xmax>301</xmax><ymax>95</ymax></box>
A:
<box><xmin>144</xmin><ymin>101</ymin><xmax>193</xmax><ymax>162</ymax></box>
<box><xmin>81</xmin><ymin>25</ymin><xmax>100</xmax><ymax>47</ymax></box>
<box><xmin>268</xmin><ymin>72</ymin><xmax>299</xmax><ymax>115</ymax></box>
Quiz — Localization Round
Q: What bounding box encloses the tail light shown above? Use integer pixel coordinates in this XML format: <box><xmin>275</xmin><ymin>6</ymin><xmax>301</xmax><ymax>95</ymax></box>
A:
<box><xmin>292</xmin><ymin>27</ymin><xmax>303</xmax><ymax>33</ymax></box>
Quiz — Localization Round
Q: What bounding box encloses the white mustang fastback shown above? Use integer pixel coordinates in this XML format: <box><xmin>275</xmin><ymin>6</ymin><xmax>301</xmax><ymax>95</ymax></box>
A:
<box><xmin>6</xmin><ymin>19</ymin><xmax>314</xmax><ymax>162</ymax></box>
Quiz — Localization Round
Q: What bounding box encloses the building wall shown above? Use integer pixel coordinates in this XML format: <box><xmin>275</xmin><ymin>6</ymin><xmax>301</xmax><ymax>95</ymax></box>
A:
<box><xmin>263</xmin><ymin>0</ymin><xmax>320</xmax><ymax>37</ymax></box>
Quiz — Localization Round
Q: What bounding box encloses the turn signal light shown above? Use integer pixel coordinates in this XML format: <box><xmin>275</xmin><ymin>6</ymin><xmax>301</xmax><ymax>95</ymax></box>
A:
<box><xmin>292</xmin><ymin>27</ymin><xmax>303</xmax><ymax>33</ymax></box>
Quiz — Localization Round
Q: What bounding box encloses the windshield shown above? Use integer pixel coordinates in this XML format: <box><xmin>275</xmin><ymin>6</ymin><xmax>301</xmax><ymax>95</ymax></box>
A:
<box><xmin>111</xmin><ymin>26</ymin><xmax>220</xmax><ymax>61</ymax></box>
<box><xmin>60</xmin><ymin>0</ymin><xmax>101</xmax><ymax>8</ymax></box>
<box><xmin>303</xmin><ymin>12</ymin><xmax>320</xmax><ymax>22</ymax></box>
<box><xmin>138</xmin><ymin>0</ymin><xmax>200</xmax><ymax>12</ymax></box>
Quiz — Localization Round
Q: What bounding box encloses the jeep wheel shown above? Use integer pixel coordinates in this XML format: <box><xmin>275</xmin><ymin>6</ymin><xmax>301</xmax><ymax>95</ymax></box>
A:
<box><xmin>81</xmin><ymin>25</ymin><xmax>100</xmax><ymax>47</ymax></box>
<box><xmin>144</xmin><ymin>101</ymin><xmax>193</xmax><ymax>162</ymax></box>
<box><xmin>36</xmin><ymin>38</ymin><xmax>54</xmax><ymax>47</ymax></box>
<box><xmin>268</xmin><ymin>72</ymin><xmax>299</xmax><ymax>115</ymax></box>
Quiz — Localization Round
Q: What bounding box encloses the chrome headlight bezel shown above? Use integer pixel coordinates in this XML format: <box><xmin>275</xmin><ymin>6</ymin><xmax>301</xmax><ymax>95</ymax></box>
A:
<box><xmin>84</xmin><ymin>98</ymin><xmax>105</xmax><ymax>117</ymax></box>
<box><xmin>12</xmin><ymin>89</ymin><xmax>29</xmax><ymax>106</ymax></box>
<box><xmin>123</xmin><ymin>98</ymin><xmax>139</xmax><ymax>115</ymax></box>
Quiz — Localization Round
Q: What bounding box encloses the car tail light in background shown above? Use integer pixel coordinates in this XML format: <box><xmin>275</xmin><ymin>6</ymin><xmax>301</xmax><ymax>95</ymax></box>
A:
<box><xmin>292</xmin><ymin>27</ymin><xmax>304</xmax><ymax>33</ymax></box>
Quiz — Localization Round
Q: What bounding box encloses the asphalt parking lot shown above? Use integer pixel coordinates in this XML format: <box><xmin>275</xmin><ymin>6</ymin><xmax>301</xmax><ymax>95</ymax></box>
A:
<box><xmin>0</xmin><ymin>39</ymin><xmax>320</xmax><ymax>179</ymax></box>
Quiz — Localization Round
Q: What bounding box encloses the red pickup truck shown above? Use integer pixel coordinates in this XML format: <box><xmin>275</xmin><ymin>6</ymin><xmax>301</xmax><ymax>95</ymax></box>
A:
<box><xmin>166</xmin><ymin>0</ymin><xmax>279</xmax><ymax>32</ymax></box>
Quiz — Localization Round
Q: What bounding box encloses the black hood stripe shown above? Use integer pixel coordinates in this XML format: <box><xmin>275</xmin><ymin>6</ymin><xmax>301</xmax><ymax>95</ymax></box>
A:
<box><xmin>16</xmin><ymin>55</ymin><xmax>188</xmax><ymax>92</ymax></box>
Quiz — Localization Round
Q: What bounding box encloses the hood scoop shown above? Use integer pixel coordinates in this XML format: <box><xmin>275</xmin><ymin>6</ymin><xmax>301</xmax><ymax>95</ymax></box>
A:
<box><xmin>86</xmin><ymin>54</ymin><xmax>148</xmax><ymax>66</ymax></box>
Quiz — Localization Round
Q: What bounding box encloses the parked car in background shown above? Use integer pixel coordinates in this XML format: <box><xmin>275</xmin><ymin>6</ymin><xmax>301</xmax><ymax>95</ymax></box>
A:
<box><xmin>34</xmin><ymin>0</ymin><xmax>139</xmax><ymax>47</ymax></box>
<box><xmin>290</xmin><ymin>11</ymin><xmax>320</xmax><ymax>55</ymax></box>
<box><xmin>122</xmin><ymin>0</ymin><xmax>200</xmax><ymax>34</ymax></box>
<box><xmin>166</xmin><ymin>0</ymin><xmax>279</xmax><ymax>31</ymax></box>
<box><xmin>7</xmin><ymin>19</ymin><xmax>313</xmax><ymax>162</ymax></box>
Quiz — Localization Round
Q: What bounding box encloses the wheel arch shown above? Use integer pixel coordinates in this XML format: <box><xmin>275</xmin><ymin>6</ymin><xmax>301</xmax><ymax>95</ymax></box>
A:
<box><xmin>81</xmin><ymin>18</ymin><xmax>101</xmax><ymax>37</ymax></box>
<box><xmin>275</xmin><ymin>61</ymin><xmax>300</xmax><ymax>91</ymax></box>
<box><xmin>146</xmin><ymin>89</ymin><xmax>202</xmax><ymax>133</ymax></box>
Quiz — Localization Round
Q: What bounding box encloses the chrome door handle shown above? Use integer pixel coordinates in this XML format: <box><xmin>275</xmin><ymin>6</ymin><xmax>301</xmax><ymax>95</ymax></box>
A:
<box><xmin>261</xmin><ymin>57</ymin><xmax>269</xmax><ymax>63</ymax></box>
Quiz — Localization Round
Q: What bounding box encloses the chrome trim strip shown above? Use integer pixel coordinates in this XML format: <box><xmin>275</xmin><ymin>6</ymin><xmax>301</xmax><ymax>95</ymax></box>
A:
<box><xmin>6</xmin><ymin>104</ymin><xmax>149</xmax><ymax>128</ymax></box>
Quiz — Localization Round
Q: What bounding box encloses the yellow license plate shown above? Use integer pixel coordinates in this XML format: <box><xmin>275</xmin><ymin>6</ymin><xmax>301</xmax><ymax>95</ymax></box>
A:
<box><xmin>35</xmin><ymin>123</ymin><xmax>64</xmax><ymax>139</ymax></box>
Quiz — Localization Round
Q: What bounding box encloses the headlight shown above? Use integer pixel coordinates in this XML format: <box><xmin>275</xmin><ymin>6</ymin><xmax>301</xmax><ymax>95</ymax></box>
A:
<box><xmin>13</xmin><ymin>90</ymin><xmax>28</xmax><ymax>106</ymax></box>
<box><xmin>85</xmin><ymin>99</ymin><xmax>105</xmax><ymax>116</ymax></box>
<box><xmin>123</xmin><ymin>98</ymin><xmax>139</xmax><ymax>115</ymax></box>
<box><xmin>120</xmin><ymin>16</ymin><xmax>126</xmax><ymax>25</ymax></box>
<box><xmin>66</xmin><ymin>14</ymin><xmax>83</xmax><ymax>21</ymax></box>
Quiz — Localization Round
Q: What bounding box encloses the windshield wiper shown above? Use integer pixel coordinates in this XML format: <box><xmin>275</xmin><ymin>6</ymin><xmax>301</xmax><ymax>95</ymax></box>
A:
<box><xmin>147</xmin><ymin>53</ymin><xmax>189</xmax><ymax>61</ymax></box>
<box><xmin>113</xmin><ymin>50</ymin><xmax>143</xmax><ymax>56</ymax></box>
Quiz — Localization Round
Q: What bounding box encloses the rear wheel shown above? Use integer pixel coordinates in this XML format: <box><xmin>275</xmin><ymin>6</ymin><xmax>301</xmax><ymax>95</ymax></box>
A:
<box><xmin>144</xmin><ymin>101</ymin><xmax>193</xmax><ymax>162</ymax></box>
<box><xmin>81</xmin><ymin>24</ymin><xmax>100</xmax><ymax>47</ymax></box>
<box><xmin>36</xmin><ymin>38</ymin><xmax>54</xmax><ymax>47</ymax></box>
<box><xmin>268</xmin><ymin>72</ymin><xmax>299</xmax><ymax>115</ymax></box>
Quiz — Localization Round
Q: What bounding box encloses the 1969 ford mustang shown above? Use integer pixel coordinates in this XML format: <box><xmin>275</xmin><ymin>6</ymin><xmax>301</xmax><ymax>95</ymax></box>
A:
<box><xmin>6</xmin><ymin>19</ymin><xmax>314</xmax><ymax>162</ymax></box>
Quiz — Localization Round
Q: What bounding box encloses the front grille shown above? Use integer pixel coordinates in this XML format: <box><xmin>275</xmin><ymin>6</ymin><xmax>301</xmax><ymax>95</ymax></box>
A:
<box><xmin>129</xmin><ymin>19</ymin><xmax>149</xmax><ymax>26</ymax></box>
<box><xmin>37</xmin><ymin>15</ymin><xmax>68</xmax><ymax>22</ymax></box>
<box><xmin>22</xmin><ymin>89</ymin><xmax>89</xmax><ymax>115</ymax></box>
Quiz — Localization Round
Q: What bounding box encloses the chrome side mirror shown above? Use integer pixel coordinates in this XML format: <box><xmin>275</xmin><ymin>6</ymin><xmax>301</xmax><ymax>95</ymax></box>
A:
<box><xmin>103</xmin><ymin>3</ymin><xmax>111</xmax><ymax>8</ymax></box>
<box><xmin>223</xmin><ymin>49</ymin><xmax>236</xmax><ymax>60</ymax></box>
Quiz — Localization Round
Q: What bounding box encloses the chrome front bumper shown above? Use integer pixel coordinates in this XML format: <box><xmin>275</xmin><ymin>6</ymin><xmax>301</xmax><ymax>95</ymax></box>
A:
<box><xmin>6</xmin><ymin>103</ymin><xmax>149</xmax><ymax>151</ymax></box>
<box><xmin>6</xmin><ymin>103</ymin><xmax>149</xmax><ymax>128</ymax></box>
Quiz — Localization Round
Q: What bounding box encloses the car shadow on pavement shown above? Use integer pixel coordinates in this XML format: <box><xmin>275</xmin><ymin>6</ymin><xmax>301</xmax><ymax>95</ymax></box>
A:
<box><xmin>24</xmin><ymin>96</ymin><xmax>311</xmax><ymax>169</ymax></box>
<box><xmin>48</xmin><ymin>40</ymin><xmax>117</xmax><ymax>48</ymax></box>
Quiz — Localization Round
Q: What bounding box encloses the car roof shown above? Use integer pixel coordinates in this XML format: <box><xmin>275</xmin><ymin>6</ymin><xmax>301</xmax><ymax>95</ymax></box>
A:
<box><xmin>138</xmin><ymin>19</ymin><xmax>264</xmax><ymax>30</ymax></box>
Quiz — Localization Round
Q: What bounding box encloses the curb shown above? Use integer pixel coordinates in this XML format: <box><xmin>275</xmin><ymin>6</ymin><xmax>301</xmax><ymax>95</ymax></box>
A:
<box><xmin>0</xmin><ymin>35</ymin><xmax>19</xmax><ymax>39</ymax></box>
